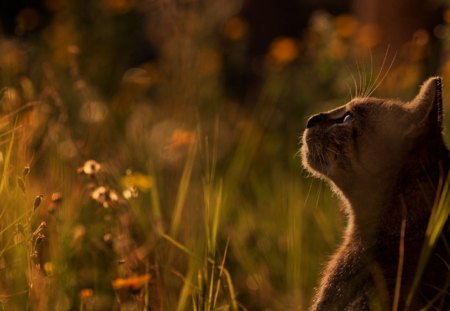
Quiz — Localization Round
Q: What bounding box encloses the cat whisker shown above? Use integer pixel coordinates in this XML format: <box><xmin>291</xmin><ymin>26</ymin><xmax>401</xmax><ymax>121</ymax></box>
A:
<box><xmin>366</xmin><ymin>47</ymin><xmax>397</xmax><ymax>98</ymax></box>
<box><xmin>367</xmin><ymin>51</ymin><xmax>396</xmax><ymax>98</ymax></box>
<box><xmin>315</xmin><ymin>177</ymin><xmax>324</xmax><ymax>210</ymax></box>
<box><xmin>364</xmin><ymin>49</ymin><xmax>375</xmax><ymax>98</ymax></box>
<box><xmin>294</xmin><ymin>147</ymin><xmax>302</xmax><ymax>159</ymax></box>
<box><xmin>350</xmin><ymin>70</ymin><xmax>359</xmax><ymax>99</ymax></box>
<box><xmin>356</xmin><ymin>59</ymin><xmax>362</xmax><ymax>97</ymax></box>
<box><xmin>360</xmin><ymin>50</ymin><xmax>373</xmax><ymax>98</ymax></box>
<box><xmin>362</xmin><ymin>57</ymin><xmax>368</xmax><ymax>98</ymax></box>
<box><xmin>345</xmin><ymin>80</ymin><xmax>353</xmax><ymax>101</ymax></box>
<box><xmin>303</xmin><ymin>178</ymin><xmax>315</xmax><ymax>208</ymax></box>
<box><xmin>367</xmin><ymin>45</ymin><xmax>391</xmax><ymax>96</ymax></box>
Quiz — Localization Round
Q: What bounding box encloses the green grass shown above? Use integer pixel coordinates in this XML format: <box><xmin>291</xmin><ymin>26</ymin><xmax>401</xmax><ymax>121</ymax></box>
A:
<box><xmin>0</xmin><ymin>2</ymin><xmax>449</xmax><ymax>310</ymax></box>
<box><xmin>0</xmin><ymin>106</ymin><xmax>344</xmax><ymax>310</ymax></box>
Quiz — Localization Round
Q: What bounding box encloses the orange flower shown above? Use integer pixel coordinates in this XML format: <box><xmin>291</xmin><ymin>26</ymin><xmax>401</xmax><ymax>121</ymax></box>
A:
<box><xmin>444</xmin><ymin>9</ymin><xmax>450</xmax><ymax>24</ymax></box>
<box><xmin>356</xmin><ymin>24</ymin><xmax>381</xmax><ymax>49</ymax></box>
<box><xmin>268</xmin><ymin>37</ymin><xmax>299</xmax><ymax>65</ymax></box>
<box><xmin>335</xmin><ymin>15</ymin><xmax>358</xmax><ymax>38</ymax></box>
<box><xmin>166</xmin><ymin>129</ymin><xmax>196</xmax><ymax>149</ymax></box>
<box><xmin>80</xmin><ymin>288</ymin><xmax>93</xmax><ymax>298</ymax></box>
<box><xmin>223</xmin><ymin>17</ymin><xmax>248</xmax><ymax>40</ymax></box>
<box><xmin>112</xmin><ymin>274</ymin><xmax>151</xmax><ymax>290</ymax></box>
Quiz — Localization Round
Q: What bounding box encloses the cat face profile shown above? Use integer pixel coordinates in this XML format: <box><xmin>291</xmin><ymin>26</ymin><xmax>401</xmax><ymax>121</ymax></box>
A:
<box><xmin>301</xmin><ymin>77</ymin><xmax>443</xmax><ymax>197</ymax></box>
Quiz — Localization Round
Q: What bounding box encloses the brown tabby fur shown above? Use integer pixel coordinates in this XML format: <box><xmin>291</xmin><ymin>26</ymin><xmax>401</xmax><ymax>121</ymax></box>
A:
<box><xmin>301</xmin><ymin>77</ymin><xmax>450</xmax><ymax>310</ymax></box>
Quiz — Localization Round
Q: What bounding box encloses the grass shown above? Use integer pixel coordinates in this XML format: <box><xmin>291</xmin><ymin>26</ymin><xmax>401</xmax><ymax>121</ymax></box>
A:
<box><xmin>0</xmin><ymin>102</ymin><xmax>343</xmax><ymax>310</ymax></box>
<box><xmin>406</xmin><ymin>171</ymin><xmax>450</xmax><ymax>310</ymax></box>
<box><xmin>0</xmin><ymin>2</ymin><xmax>449</xmax><ymax>310</ymax></box>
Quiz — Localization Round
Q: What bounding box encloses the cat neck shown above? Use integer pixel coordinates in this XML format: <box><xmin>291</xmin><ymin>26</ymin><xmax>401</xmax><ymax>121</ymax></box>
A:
<box><xmin>342</xmin><ymin>133</ymin><xmax>449</xmax><ymax>248</ymax></box>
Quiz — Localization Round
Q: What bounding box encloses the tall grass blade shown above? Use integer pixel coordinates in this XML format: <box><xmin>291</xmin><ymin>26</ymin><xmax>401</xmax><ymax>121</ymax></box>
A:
<box><xmin>392</xmin><ymin>204</ymin><xmax>407</xmax><ymax>311</ymax></box>
<box><xmin>211</xmin><ymin>181</ymin><xmax>223</xmax><ymax>256</ymax></box>
<box><xmin>222</xmin><ymin>267</ymin><xmax>239</xmax><ymax>311</ymax></box>
<box><xmin>160</xmin><ymin>232</ymin><xmax>195</xmax><ymax>257</ymax></box>
<box><xmin>0</xmin><ymin>123</ymin><xmax>16</xmax><ymax>195</ymax></box>
<box><xmin>170</xmin><ymin>141</ymin><xmax>197</xmax><ymax>237</ymax></box>
<box><xmin>148</xmin><ymin>163</ymin><xmax>163</xmax><ymax>232</ymax></box>
<box><xmin>213</xmin><ymin>238</ymin><xmax>230</xmax><ymax>308</ymax></box>
<box><xmin>176</xmin><ymin>268</ymin><xmax>195</xmax><ymax>311</ymax></box>
<box><xmin>406</xmin><ymin>171</ymin><xmax>450</xmax><ymax>308</ymax></box>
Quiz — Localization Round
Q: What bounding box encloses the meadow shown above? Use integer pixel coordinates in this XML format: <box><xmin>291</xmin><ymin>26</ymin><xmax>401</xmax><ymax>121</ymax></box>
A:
<box><xmin>0</xmin><ymin>1</ymin><xmax>449</xmax><ymax>310</ymax></box>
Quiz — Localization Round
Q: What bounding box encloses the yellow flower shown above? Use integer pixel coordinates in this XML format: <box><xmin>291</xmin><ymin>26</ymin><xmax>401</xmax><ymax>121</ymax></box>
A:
<box><xmin>121</xmin><ymin>173</ymin><xmax>154</xmax><ymax>191</ymax></box>
<box><xmin>43</xmin><ymin>262</ymin><xmax>54</xmax><ymax>275</ymax></box>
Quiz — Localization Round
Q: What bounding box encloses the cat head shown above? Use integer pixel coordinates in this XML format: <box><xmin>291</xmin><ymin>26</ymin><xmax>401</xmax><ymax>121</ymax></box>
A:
<box><xmin>301</xmin><ymin>77</ymin><xmax>444</xmax><ymax>194</ymax></box>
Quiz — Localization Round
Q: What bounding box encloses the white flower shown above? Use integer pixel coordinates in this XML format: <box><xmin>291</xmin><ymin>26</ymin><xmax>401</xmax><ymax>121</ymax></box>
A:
<box><xmin>78</xmin><ymin>160</ymin><xmax>101</xmax><ymax>175</ymax></box>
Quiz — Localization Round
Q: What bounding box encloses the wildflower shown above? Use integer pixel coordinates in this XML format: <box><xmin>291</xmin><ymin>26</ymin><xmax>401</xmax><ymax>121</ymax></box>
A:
<box><xmin>223</xmin><ymin>17</ymin><xmax>248</xmax><ymax>41</ymax></box>
<box><xmin>356</xmin><ymin>24</ymin><xmax>381</xmax><ymax>49</ymax></box>
<box><xmin>43</xmin><ymin>262</ymin><xmax>54</xmax><ymax>276</ymax></box>
<box><xmin>166</xmin><ymin>129</ymin><xmax>197</xmax><ymax>150</ymax></box>
<box><xmin>103</xmin><ymin>0</ymin><xmax>135</xmax><ymax>14</ymax></box>
<box><xmin>78</xmin><ymin>160</ymin><xmax>101</xmax><ymax>176</ymax></box>
<box><xmin>91</xmin><ymin>186</ymin><xmax>107</xmax><ymax>201</ymax></box>
<box><xmin>444</xmin><ymin>9</ymin><xmax>450</xmax><ymax>24</ymax></box>
<box><xmin>103</xmin><ymin>233</ymin><xmax>113</xmax><ymax>244</ymax></box>
<box><xmin>91</xmin><ymin>186</ymin><xmax>119</xmax><ymax>208</ymax></box>
<box><xmin>51</xmin><ymin>192</ymin><xmax>63</xmax><ymax>204</ymax></box>
<box><xmin>268</xmin><ymin>37</ymin><xmax>300</xmax><ymax>65</ymax></box>
<box><xmin>122</xmin><ymin>186</ymin><xmax>138</xmax><ymax>200</ymax></box>
<box><xmin>112</xmin><ymin>274</ymin><xmax>151</xmax><ymax>290</ymax></box>
<box><xmin>121</xmin><ymin>173</ymin><xmax>154</xmax><ymax>191</ymax></box>
<box><xmin>49</xmin><ymin>192</ymin><xmax>63</xmax><ymax>214</ymax></box>
<box><xmin>67</xmin><ymin>45</ymin><xmax>79</xmax><ymax>55</ymax></box>
<box><xmin>335</xmin><ymin>14</ymin><xmax>358</xmax><ymax>38</ymax></box>
<box><xmin>79</xmin><ymin>288</ymin><xmax>93</xmax><ymax>298</ymax></box>
<box><xmin>73</xmin><ymin>225</ymin><xmax>86</xmax><ymax>242</ymax></box>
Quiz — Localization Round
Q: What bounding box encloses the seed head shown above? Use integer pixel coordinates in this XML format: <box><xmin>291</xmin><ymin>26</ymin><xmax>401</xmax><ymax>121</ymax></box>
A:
<box><xmin>34</xmin><ymin>195</ymin><xmax>43</xmax><ymax>210</ymax></box>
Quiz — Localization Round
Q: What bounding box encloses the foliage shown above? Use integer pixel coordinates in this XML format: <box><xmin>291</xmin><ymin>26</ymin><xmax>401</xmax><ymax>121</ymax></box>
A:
<box><xmin>0</xmin><ymin>1</ymin><xmax>449</xmax><ymax>310</ymax></box>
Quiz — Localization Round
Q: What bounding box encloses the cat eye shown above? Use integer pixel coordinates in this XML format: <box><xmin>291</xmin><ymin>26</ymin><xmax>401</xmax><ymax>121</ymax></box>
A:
<box><xmin>342</xmin><ymin>112</ymin><xmax>353</xmax><ymax>124</ymax></box>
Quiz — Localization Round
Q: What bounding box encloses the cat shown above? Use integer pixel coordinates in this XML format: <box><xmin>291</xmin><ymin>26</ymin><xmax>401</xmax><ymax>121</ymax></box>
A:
<box><xmin>301</xmin><ymin>77</ymin><xmax>450</xmax><ymax>310</ymax></box>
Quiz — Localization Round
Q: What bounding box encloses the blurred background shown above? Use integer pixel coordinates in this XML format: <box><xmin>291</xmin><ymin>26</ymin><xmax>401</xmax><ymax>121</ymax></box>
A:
<box><xmin>0</xmin><ymin>0</ymin><xmax>449</xmax><ymax>310</ymax></box>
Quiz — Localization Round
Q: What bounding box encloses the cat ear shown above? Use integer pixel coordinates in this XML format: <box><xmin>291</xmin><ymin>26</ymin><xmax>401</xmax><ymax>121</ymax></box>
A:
<box><xmin>408</xmin><ymin>76</ymin><xmax>443</xmax><ymax>133</ymax></box>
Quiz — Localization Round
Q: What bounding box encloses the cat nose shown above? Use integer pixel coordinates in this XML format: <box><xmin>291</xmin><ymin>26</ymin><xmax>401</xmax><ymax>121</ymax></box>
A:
<box><xmin>306</xmin><ymin>113</ymin><xmax>327</xmax><ymax>128</ymax></box>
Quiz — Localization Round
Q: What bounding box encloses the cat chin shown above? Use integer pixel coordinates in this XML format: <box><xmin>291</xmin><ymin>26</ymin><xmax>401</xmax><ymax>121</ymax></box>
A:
<box><xmin>301</xmin><ymin>147</ymin><xmax>329</xmax><ymax>179</ymax></box>
<box><xmin>302</xmin><ymin>149</ymin><xmax>350</xmax><ymax>189</ymax></box>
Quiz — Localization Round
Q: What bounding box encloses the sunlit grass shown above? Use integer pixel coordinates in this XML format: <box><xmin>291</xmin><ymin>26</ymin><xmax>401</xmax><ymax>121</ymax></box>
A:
<box><xmin>406</xmin><ymin>172</ymin><xmax>450</xmax><ymax>310</ymax></box>
<box><xmin>0</xmin><ymin>2</ymin><xmax>449</xmax><ymax>310</ymax></box>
